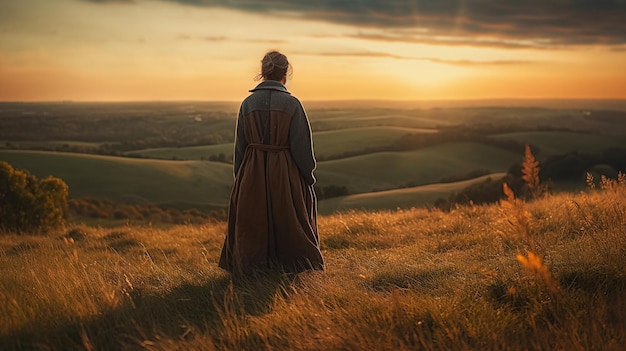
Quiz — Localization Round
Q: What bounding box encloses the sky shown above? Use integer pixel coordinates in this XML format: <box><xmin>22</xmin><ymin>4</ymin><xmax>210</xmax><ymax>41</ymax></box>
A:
<box><xmin>1</xmin><ymin>0</ymin><xmax>625</xmax><ymax>102</ymax></box>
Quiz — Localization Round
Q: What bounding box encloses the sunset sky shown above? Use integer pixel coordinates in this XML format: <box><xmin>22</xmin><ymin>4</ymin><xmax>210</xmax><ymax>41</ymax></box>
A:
<box><xmin>1</xmin><ymin>0</ymin><xmax>625</xmax><ymax>102</ymax></box>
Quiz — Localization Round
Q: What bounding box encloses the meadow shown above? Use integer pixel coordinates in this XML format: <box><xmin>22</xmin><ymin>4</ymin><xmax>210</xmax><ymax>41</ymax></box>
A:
<box><xmin>1</xmin><ymin>101</ymin><xmax>626</xmax><ymax>349</ymax></box>
<box><xmin>1</xmin><ymin>176</ymin><xmax>625</xmax><ymax>350</ymax></box>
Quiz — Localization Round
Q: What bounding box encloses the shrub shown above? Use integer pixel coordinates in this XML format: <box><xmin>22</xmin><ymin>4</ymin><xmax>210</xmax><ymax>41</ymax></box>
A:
<box><xmin>316</xmin><ymin>185</ymin><xmax>350</xmax><ymax>200</ymax></box>
<box><xmin>446</xmin><ymin>174</ymin><xmax>520</xmax><ymax>207</ymax></box>
<box><xmin>0</xmin><ymin>162</ymin><xmax>68</xmax><ymax>233</ymax></box>
<box><xmin>439</xmin><ymin>168</ymin><xmax>491</xmax><ymax>183</ymax></box>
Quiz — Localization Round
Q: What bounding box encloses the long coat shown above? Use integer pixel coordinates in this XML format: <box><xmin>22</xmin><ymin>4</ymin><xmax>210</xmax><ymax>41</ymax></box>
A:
<box><xmin>218</xmin><ymin>80</ymin><xmax>325</xmax><ymax>274</ymax></box>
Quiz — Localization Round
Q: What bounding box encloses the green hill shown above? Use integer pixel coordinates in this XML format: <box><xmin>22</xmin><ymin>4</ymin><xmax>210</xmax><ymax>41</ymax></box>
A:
<box><xmin>318</xmin><ymin>173</ymin><xmax>507</xmax><ymax>214</ymax></box>
<box><xmin>313</xmin><ymin>126</ymin><xmax>436</xmax><ymax>160</ymax></box>
<box><xmin>315</xmin><ymin>142</ymin><xmax>518</xmax><ymax>194</ymax></box>
<box><xmin>1</xmin><ymin>143</ymin><xmax>518</xmax><ymax>210</ymax></box>
<box><xmin>0</xmin><ymin>143</ymin><xmax>519</xmax><ymax>212</ymax></box>
<box><xmin>0</xmin><ymin>150</ymin><xmax>233</xmax><ymax>208</ymax></box>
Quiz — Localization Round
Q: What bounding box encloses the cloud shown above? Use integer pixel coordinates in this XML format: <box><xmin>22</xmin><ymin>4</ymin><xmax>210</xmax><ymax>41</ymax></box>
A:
<box><xmin>417</xmin><ymin>57</ymin><xmax>534</xmax><ymax>66</ymax></box>
<box><xmin>298</xmin><ymin>51</ymin><xmax>537</xmax><ymax>66</ymax></box>
<box><xmin>80</xmin><ymin>0</ymin><xmax>626</xmax><ymax>48</ymax></box>
<box><xmin>179</xmin><ymin>34</ymin><xmax>228</xmax><ymax>41</ymax></box>
<box><xmin>81</xmin><ymin>0</ymin><xmax>135</xmax><ymax>3</ymax></box>
<box><xmin>344</xmin><ymin>33</ymin><xmax>563</xmax><ymax>50</ymax></box>
<box><xmin>177</xmin><ymin>34</ymin><xmax>287</xmax><ymax>44</ymax></box>
<box><xmin>307</xmin><ymin>51</ymin><xmax>410</xmax><ymax>60</ymax></box>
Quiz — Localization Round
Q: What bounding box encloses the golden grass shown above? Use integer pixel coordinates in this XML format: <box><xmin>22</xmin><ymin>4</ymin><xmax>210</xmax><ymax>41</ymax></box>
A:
<box><xmin>521</xmin><ymin>144</ymin><xmax>543</xmax><ymax>199</ymax></box>
<box><xmin>1</xmin><ymin>178</ymin><xmax>625</xmax><ymax>350</ymax></box>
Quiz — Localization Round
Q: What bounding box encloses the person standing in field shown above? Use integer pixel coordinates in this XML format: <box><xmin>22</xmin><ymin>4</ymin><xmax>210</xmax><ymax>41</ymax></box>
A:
<box><xmin>218</xmin><ymin>51</ymin><xmax>324</xmax><ymax>274</ymax></box>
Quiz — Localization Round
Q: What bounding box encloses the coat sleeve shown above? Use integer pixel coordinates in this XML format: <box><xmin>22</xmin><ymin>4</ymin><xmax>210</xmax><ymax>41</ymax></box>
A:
<box><xmin>289</xmin><ymin>100</ymin><xmax>317</xmax><ymax>185</ymax></box>
<box><xmin>233</xmin><ymin>104</ymin><xmax>247</xmax><ymax>178</ymax></box>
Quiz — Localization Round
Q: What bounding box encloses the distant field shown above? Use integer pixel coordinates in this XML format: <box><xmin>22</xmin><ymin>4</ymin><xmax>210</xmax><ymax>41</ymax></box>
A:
<box><xmin>0</xmin><ymin>150</ymin><xmax>233</xmax><ymax>208</ymax></box>
<box><xmin>308</xmin><ymin>107</ymin><xmax>626</xmax><ymax>134</ymax></box>
<box><xmin>319</xmin><ymin>173</ymin><xmax>507</xmax><ymax>214</ymax></box>
<box><xmin>492</xmin><ymin>131</ymin><xmax>626</xmax><ymax>158</ymax></box>
<box><xmin>310</xmin><ymin>109</ymin><xmax>450</xmax><ymax>131</ymax></box>
<box><xmin>1</xmin><ymin>140</ymin><xmax>111</xmax><ymax>149</ymax></box>
<box><xmin>315</xmin><ymin>142</ymin><xmax>519</xmax><ymax>194</ymax></box>
<box><xmin>127</xmin><ymin>126</ymin><xmax>437</xmax><ymax>161</ymax></box>
<box><xmin>126</xmin><ymin>143</ymin><xmax>234</xmax><ymax>161</ymax></box>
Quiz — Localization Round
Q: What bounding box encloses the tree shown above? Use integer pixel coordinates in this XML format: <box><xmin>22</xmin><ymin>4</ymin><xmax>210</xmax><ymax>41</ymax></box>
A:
<box><xmin>0</xmin><ymin>162</ymin><xmax>68</xmax><ymax>233</ymax></box>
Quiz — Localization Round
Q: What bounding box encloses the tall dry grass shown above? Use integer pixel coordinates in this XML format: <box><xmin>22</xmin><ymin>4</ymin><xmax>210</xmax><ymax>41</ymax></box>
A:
<box><xmin>1</xmin><ymin>174</ymin><xmax>625</xmax><ymax>350</ymax></box>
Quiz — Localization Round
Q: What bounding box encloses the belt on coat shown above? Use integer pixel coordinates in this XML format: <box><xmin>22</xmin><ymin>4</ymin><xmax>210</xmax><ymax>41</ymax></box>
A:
<box><xmin>246</xmin><ymin>143</ymin><xmax>289</xmax><ymax>152</ymax></box>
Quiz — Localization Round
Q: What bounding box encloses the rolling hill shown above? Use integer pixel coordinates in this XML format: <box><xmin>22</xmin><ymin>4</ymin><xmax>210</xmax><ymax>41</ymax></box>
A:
<box><xmin>318</xmin><ymin>173</ymin><xmax>507</xmax><ymax>214</ymax></box>
<box><xmin>125</xmin><ymin>126</ymin><xmax>438</xmax><ymax>162</ymax></box>
<box><xmin>2</xmin><ymin>102</ymin><xmax>625</xmax><ymax>215</ymax></box>
<box><xmin>0</xmin><ymin>144</ymin><xmax>515</xmax><ymax>212</ymax></box>
<box><xmin>0</xmin><ymin>150</ymin><xmax>233</xmax><ymax>208</ymax></box>
<box><xmin>315</xmin><ymin>142</ymin><xmax>519</xmax><ymax>194</ymax></box>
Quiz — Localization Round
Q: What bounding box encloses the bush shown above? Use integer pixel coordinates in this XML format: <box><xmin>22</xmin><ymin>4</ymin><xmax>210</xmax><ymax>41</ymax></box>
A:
<box><xmin>439</xmin><ymin>168</ymin><xmax>491</xmax><ymax>183</ymax></box>
<box><xmin>0</xmin><ymin>162</ymin><xmax>68</xmax><ymax>233</ymax></box>
<box><xmin>316</xmin><ymin>185</ymin><xmax>349</xmax><ymax>199</ymax></box>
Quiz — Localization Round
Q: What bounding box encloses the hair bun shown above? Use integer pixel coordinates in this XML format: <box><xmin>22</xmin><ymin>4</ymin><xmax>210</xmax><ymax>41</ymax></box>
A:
<box><xmin>257</xmin><ymin>51</ymin><xmax>290</xmax><ymax>81</ymax></box>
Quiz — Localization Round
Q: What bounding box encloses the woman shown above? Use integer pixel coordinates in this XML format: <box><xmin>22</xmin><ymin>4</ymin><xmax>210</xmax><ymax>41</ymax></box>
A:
<box><xmin>218</xmin><ymin>51</ymin><xmax>324</xmax><ymax>274</ymax></box>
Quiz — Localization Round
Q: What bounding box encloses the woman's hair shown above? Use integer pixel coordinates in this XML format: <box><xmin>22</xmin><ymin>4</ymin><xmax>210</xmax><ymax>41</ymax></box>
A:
<box><xmin>256</xmin><ymin>51</ymin><xmax>292</xmax><ymax>82</ymax></box>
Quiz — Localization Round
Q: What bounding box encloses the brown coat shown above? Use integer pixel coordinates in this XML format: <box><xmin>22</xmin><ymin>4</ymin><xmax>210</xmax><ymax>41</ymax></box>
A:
<box><xmin>218</xmin><ymin>81</ymin><xmax>324</xmax><ymax>274</ymax></box>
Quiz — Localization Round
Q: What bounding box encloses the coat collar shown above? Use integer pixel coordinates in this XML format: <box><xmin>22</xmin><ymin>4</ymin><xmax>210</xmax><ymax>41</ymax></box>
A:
<box><xmin>249</xmin><ymin>80</ymin><xmax>291</xmax><ymax>94</ymax></box>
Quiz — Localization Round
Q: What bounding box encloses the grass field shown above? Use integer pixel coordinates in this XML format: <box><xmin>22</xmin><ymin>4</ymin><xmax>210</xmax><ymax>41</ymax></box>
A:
<box><xmin>1</xmin><ymin>178</ymin><xmax>624</xmax><ymax>350</ymax></box>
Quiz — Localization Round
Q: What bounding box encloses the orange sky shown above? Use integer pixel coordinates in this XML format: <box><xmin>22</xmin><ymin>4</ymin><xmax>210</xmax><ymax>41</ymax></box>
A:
<box><xmin>1</xmin><ymin>0</ymin><xmax>625</xmax><ymax>102</ymax></box>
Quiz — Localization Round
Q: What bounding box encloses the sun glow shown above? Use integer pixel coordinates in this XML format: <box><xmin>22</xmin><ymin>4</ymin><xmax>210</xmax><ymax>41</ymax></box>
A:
<box><xmin>0</xmin><ymin>0</ymin><xmax>625</xmax><ymax>101</ymax></box>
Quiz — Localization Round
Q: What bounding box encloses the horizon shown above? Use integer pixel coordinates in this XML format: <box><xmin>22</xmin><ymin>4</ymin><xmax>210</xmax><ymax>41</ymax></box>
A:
<box><xmin>3</xmin><ymin>97</ymin><xmax>626</xmax><ymax>111</ymax></box>
<box><xmin>1</xmin><ymin>0</ymin><xmax>626</xmax><ymax>102</ymax></box>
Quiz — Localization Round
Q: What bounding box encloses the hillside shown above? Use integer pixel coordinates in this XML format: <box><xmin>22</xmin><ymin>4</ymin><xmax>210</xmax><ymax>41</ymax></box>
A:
<box><xmin>315</xmin><ymin>142</ymin><xmax>518</xmax><ymax>193</ymax></box>
<box><xmin>0</xmin><ymin>150</ymin><xmax>233</xmax><ymax>208</ymax></box>
<box><xmin>1</xmin><ymin>178</ymin><xmax>625</xmax><ymax>350</ymax></box>
<box><xmin>124</xmin><ymin>126</ymin><xmax>436</xmax><ymax>162</ymax></box>
<box><xmin>0</xmin><ymin>145</ymin><xmax>515</xmax><ymax>211</ymax></box>
<box><xmin>318</xmin><ymin>173</ymin><xmax>507</xmax><ymax>214</ymax></box>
